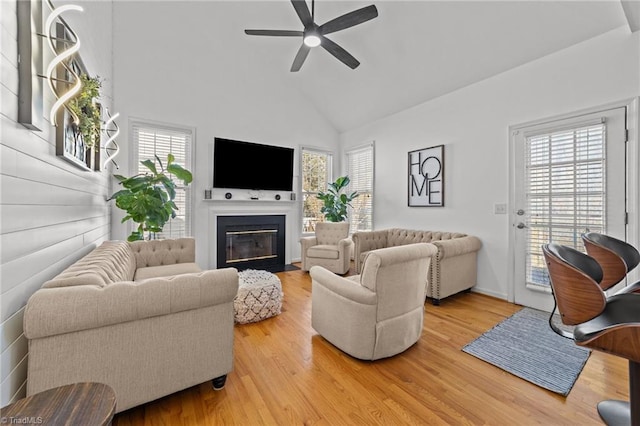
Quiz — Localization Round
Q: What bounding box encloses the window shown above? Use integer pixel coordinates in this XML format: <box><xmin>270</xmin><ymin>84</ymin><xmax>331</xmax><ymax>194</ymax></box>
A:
<box><xmin>301</xmin><ymin>148</ymin><xmax>332</xmax><ymax>232</ymax></box>
<box><xmin>525</xmin><ymin>122</ymin><xmax>606</xmax><ymax>287</ymax></box>
<box><xmin>132</xmin><ymin>121</ymin><xmax>193</xmax><ymax>239</ymax></box>
<box><xmin>346</xmin><ymin>143</ymin><xmax>374</xmax><ymax>233</ymax></box>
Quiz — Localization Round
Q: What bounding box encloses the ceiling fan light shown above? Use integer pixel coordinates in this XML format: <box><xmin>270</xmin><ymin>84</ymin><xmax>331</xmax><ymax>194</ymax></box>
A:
<box><xmin>303</xmin><ymin>34</ymin><xmax>321</xmax><ymax>47</ymax></box>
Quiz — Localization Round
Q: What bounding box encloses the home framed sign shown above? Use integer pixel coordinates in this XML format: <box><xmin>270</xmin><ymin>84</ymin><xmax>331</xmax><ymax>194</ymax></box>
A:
<box><xmin>408</xmin><ymin>144</ymin><xmax>444</xmax><ymax>207</ymax></box>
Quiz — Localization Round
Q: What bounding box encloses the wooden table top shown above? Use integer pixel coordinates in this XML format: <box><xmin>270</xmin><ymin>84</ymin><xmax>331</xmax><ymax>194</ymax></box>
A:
<box><xmin>1</xmin><ymin>382</ymin><xmax>116</xmax><ymax>426</ymax></box>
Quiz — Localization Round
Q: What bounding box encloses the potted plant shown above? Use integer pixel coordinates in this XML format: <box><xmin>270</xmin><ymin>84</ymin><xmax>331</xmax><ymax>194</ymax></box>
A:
<box><xmin>109</xmin><ymin>154</ymin><xmax>193</xmax><ymax>241</ymax></box>
<box><xmin>68</xmin><ymin>74</ymin><xmax>102</xmax><ymax>149</ymax></box>
<box><xmin>316</xmin><ymin>175</ymin><xmax>359</xmax><ymax>222</ymax></box>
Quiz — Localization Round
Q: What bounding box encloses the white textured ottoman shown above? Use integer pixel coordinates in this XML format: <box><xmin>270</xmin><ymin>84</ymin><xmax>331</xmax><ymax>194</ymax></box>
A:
<box><xmin>234</xmin><ymin>269</ymin><xmax>283</xmax><ymax>324</ymax></box>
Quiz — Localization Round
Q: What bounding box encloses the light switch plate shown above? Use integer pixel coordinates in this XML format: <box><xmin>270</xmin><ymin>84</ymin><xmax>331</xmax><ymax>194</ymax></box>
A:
<box><xmin>494</xmin><ymin>203</ymin><xmax>507</xmax><ymax>214</ymax></box>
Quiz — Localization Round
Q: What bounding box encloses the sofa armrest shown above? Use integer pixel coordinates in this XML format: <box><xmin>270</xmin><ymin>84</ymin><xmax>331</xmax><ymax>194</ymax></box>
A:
<box><xmin>352</xmin><ymin>230</ymin><xmax>390</xmax><ymax>273</ymax></box>
<box><xmin>427</xmin><ymin>236</ymin><xmax>482</xmax><ymax>302</ymax></box>
<box><xmin>300</xmin><ymin>236</ymin><xmax>318</xmax><ymax>270</ymax></box>
<box><xmin>300</xmin><ymin>236</ymin><xmax>318</xmax><ymax>251</ymax></box>
<box><xmin>432</xmin><ymin>236</ymin><xmax>482</xmax><ymax>260</ymax></box>
<box><xmin>353</xmin><ymin>230</ymin><xmax>389</xmax><ymax>252</ymax></box>
<box><xmin>337</xmin><ymin>238</ymin><xmax>353</xmax><ymax>253</ymax></box>
<box><xmin>310</xmin><ymin>266</ymin><xmax>377</xmax><ymax>305</ymax></box>
<box><xmin>24</xmin><ymin>268</ymin><xmax>239</xmax><ymax>339</ymax></box>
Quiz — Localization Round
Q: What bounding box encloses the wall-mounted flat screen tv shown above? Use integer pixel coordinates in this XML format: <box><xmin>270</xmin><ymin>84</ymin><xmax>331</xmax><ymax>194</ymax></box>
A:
<box><xmin>213</xmin><ymin>137</ymin><xmax>294</xmax><ymax>191</ymax></box>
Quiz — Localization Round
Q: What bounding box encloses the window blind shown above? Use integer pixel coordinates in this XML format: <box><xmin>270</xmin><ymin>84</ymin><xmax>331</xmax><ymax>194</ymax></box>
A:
<box><xmin>525</xmin><ymin>122</ymin><xmax>606</xmax><ymax>287</ymax></box>
<box><xmin>132</xmin><ymin>123</ymin><xmax>193</xmax><ymax>239</ymax></box>
<box><xmin>346</xmin><ymin>143</ymin><xmax>374</xmax><ymax>233</ymax></box>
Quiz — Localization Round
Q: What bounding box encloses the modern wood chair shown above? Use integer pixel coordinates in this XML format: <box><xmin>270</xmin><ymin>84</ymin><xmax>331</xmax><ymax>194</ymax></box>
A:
<box><xmin>549</xmin><ymin>233</ymin><xmax>640</xmax><ymax>339</ymax></box>
<box><xmin>582</xmin><ymin>232</ymin><xmax>640</xmax><ymax>293</ymax></box>
<box><xmin>543</xmin><ymin>243</ymin><xmax>640</xmax><ymax>426</ymax></box>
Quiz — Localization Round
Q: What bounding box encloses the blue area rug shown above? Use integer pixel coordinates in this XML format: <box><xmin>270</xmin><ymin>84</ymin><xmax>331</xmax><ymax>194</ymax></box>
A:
<box><xmin>462</xmin><ymin>307</ymin><xmax>590</xmax><ymax>396</ymax></box>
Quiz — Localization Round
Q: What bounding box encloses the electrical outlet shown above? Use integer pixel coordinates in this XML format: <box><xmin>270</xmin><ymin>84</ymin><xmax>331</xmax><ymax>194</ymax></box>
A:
<box><xmin>494</xmin><ymin>203</ymin><xmax>507</xmax><ymax>214</ymax></box>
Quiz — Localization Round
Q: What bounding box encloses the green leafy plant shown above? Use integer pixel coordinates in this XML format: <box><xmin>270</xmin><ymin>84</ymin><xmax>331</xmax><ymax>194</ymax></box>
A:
<box><xmin>108</xmin><ymin>154</ymin><xmax>193</xmax><ymax>241</ymax></box>
<box><xmin>68</xmin><ymin>74</ymin><xmax>102</xmax><ymax>148</ymax></box>
<box><xmin>316</xmin><ymin>175</ymin><xmax>359</xmax><ymax>222</ymax></box>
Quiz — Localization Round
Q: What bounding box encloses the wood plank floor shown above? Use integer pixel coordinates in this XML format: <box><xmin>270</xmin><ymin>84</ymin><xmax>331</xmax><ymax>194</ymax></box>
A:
<box><xmin>113</xmin><ymin>265</ymin><xmax>628</xmax><ymax>425</ymax></box>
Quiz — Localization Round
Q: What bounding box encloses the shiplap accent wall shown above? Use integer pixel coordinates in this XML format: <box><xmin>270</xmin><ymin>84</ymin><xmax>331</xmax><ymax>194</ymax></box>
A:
<box><xmin>0</xmin><ymin>0</ymin><xmax>112</xmax><ymax>405</ymax></box>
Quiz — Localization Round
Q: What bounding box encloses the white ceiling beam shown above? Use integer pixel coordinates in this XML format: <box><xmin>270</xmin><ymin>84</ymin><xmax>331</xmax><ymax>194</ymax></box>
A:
<box><xmin>621</xmin><ymin>0</ymin><xmax>640</xmax><ymax>32</ymax></box>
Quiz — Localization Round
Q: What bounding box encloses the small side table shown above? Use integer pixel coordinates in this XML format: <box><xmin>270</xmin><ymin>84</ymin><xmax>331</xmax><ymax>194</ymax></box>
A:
<box><xmin>1</xmin><ymin>382</ymin><xmax>116</xmax><ymax>426</ymax></box>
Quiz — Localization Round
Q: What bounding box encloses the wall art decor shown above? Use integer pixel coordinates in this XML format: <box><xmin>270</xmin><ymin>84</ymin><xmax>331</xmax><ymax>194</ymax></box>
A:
<box><xmin>53</xmin><ymin>43</ymin><xmax>97</xmax><ymax>171</ymax></box>
<box><xmin>56</xmin><ymin>104</ymin><xmax>94</xmax><ymax>171</ymax></box>
<box><xmin>17</xmin><ymin>0</ymin><xmax>44</xmax><ymax>130</ymax></box>
<box><xmin>408</xmin><ymin>144</ymin><xmax>444</xmax><ymax>207</ymax></box>
<box><xmin>102</xmin><ymin>109</ymin><xmax>121</xmax><ymax>170</ymax></box>
<box><xmin>41</xmin><ymin>2</ymin><xmax>103</xmax><ymax>171</ymax></box>
<box><xmin>47</xmin><ymin>18</ymin><xmax>102</xmax><ymax>171</ymax></box>
<box><xmin>44</xmin><ymin>3</ymin><xmax>82</xmax><ymax>127</ymax></box>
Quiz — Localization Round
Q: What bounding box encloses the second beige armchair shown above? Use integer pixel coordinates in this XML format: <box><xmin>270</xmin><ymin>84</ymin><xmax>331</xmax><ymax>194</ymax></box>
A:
<box><xmin>310</xmin><ymin>243</ymin><xmax>438</xmax><ymax>360</ymax></box>
<box><xmin>300</xmin><ymin>222</ymin><xmax>352</xmax><ymax>274</ymax></box>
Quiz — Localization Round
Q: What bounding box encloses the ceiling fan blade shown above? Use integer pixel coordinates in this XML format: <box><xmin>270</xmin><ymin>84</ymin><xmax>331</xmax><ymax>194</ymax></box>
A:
<box><xmin>291</xmin><ymin>0</ymin><xmax>313</xmax><ymax>27</ymax></box>
<box><xmin>320</xmin><ymin>36</ymin><xmax>360</xmax><ymax>69</ymax></box>
<box><xmin>318</xmin><ymin>5</ymin><xmax>378</xmax><ymax>35</ymax></box>
<box><xmin>290</xmin><ymin>44</ymin><xmax>311</xmax><ymax>72</ymax></box>
<box><xmin>245</xmin><ymin>29</ymin><xmax>303</xmax><ymax>37</ymax></box>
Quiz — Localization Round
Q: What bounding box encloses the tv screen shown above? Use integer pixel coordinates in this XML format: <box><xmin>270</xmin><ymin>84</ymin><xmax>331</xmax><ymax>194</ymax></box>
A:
<box><xmin>213</xmin><ymin>138</ymin><xmax>294</xmax><ymax>191</ymax></box>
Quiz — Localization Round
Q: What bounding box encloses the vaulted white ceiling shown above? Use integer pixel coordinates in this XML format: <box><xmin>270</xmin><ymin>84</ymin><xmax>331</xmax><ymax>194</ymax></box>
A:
<box><xmin>239</xmin><ymin>0</ymin><xmax>629</xmax><ymax>132</ymax></box>
<box><xmin>98</xmin><ymin>0</ymin><xmax>631</xmax><ymax>135</ymax></box>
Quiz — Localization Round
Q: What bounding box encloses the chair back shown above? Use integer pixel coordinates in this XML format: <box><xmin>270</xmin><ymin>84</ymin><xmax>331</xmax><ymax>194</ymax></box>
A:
<box><xmin>542</xmin><ymin>243</ymin><xmax>606</xmax><ymax>325</ymax></box>
<box><xmin>582</xmin><ymin>233</ymin><xmax>640</xmax><ymax>290</ymax></box>
<box><xmin>360</xmin><ymin>243</ymin><xmax>437</xmax><ymax>321</ymax></box>
<box><xmin>315</xmin><ymin>222</ymin><xmax>350</xmax><ymax>245</ymax></box>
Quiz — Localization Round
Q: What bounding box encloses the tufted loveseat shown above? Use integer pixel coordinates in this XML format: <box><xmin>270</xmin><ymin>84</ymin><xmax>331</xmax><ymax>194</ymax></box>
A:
<box><xmin>23</xmin><ymin>238</ymin><xmax>238</xmax><ymax>413</ymax></box>
<box><xmin>352</xmin><ymin>229</ymin><xmax>482</xmax><ymax>305</ymax></box>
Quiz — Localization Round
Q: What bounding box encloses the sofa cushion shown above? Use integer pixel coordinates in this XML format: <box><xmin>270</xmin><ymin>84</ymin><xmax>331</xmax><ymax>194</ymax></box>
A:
<box><xmin>307</xmin><ymin>245</ymin><xmax>340</xmax><ymax>260</ymax></box>
<box><xmin>43</xmin><ymin>241</ymin><xmax>136</xmax><ymax>288</ymax></box>
<box><xmin>134</xmin><ymin>263</ymin><xmax>201</xmax><ymax>281</ymax></box>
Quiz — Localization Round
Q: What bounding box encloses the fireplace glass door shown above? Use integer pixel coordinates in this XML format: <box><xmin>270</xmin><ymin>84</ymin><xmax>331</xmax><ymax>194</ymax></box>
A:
<box><xmin>226</xmin><ymin>229</ymin><xmax>278</xmax><ymax>264</ymax></box>
<box><xmin>216</xmin><ymin>215</ymin><xmax>286</xmax><ymax>271</ymax></box>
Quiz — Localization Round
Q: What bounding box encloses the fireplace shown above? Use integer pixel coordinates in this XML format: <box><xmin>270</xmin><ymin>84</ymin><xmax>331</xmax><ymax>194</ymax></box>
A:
<box><xmin>217</xmin><ymin>215</ymin><xmax>286</xmax><ymax>271</ymax></box>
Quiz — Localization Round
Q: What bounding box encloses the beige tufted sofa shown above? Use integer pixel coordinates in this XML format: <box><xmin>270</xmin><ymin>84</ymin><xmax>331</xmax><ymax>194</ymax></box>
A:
<box><xmin>24</xmin><ymin>238</ymin><xmax>238</xmax><ymax>413</ymax></box>
<box><xmin>352</xmin><ymin>229</ymin><xmax>482</xmax><ymax>305</ymax></box>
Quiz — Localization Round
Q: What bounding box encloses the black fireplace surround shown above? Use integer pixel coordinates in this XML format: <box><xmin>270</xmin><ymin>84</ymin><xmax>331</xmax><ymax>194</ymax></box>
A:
<box><xmin>216</xmin><ymin>215</ymin><xmax>286</xmax><ymax>272</ymax></box>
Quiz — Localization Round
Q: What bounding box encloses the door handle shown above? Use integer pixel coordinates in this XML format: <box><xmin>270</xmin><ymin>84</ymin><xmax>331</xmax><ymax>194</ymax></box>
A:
<box><xmin>516</xmin><ymin>222</ymin><xmax>528</xmax><ymax>229</ymax></box>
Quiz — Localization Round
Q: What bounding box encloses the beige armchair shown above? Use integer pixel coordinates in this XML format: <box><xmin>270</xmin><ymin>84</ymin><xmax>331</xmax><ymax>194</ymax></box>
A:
<box><xmin>310</xmin><ymin>243</ymin><xmax>438</xmax><ymax>360</ymax></box>
<box><xmin>300</xmin><ymin>222</ymin><xmax>352</xmax><ymax>274</ymax></box>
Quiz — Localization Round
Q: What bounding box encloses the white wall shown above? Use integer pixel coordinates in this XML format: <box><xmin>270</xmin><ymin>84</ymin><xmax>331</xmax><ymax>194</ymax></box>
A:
<box><xmin>111</xmin><ymin>1</ymin><xmax>339</xmax><ymax>265</ymax></box>
<box><xmin>341</xmin><ymin>27</ymin><xmax>640</xmax><ymax>300</ymax></box>
<box><xmin>0</xmin><ymin>0</ymin><xmax>113</xmax><ymax>405</ymax></box>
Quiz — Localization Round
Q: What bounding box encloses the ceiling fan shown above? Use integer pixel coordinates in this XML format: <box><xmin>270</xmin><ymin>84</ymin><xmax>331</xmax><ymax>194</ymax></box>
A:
<box><xmin>244</xmin><ymin>0</ymin><xmax>378</xmax><ymax>72</ymax></box>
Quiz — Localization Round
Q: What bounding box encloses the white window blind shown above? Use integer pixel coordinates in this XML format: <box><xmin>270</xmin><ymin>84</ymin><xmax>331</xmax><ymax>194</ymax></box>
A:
<box><xmin>301</xmin><ymin>148</ymin><xmax>332</xmax><ymax>232</ymax></box>
<box><xmin>346</xmin><ymin>143</ymin><xmax>374</xmax><ymax>233</ymax></box>
<box><xmin>132</xmin><ymin>122</ymin><xmax>193</xmax><ymax>239</ymax></box>
<box><xmin>525</xmin><ymin>121</ymin><xmax>606</xmax><ymax>287</ymax></box>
